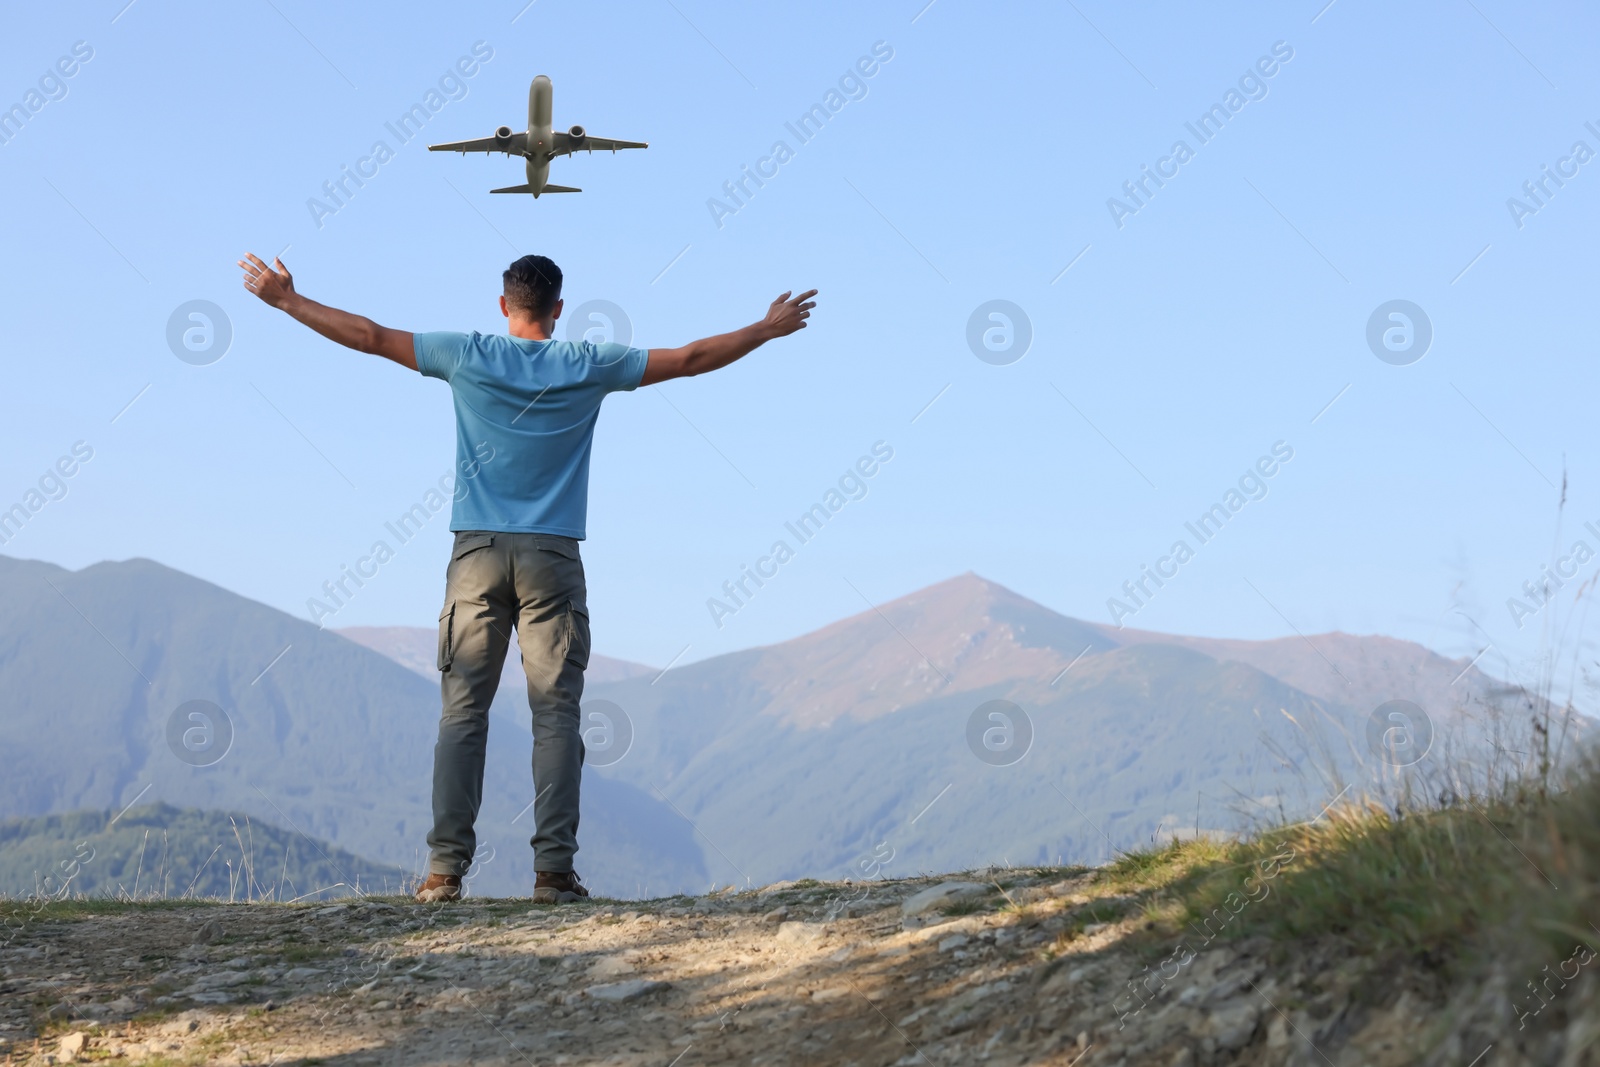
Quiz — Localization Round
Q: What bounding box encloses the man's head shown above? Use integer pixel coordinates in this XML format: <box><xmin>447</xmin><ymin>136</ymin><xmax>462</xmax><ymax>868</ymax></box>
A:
<box><xmin>501</xmin><ymin>255</ymin><xmax>563</xmax><ymax>334</ymax></box>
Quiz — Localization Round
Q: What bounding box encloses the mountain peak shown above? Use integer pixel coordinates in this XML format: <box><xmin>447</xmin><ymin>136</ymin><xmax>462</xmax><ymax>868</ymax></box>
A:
<box><xmin>737</xmin><ymin>573</ymin><xmax>1113</xmax><ymax>728</ymax></box>
<box><xmin>893</xmin><ymin>570</ymin><xmax>1018</xmax><ymax>601</ymax></box>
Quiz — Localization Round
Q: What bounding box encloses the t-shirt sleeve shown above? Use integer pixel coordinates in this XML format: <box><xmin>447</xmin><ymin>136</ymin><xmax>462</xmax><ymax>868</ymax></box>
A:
<box><xmin>414</xmin><ymin>332</ymin><xmax>473</xmax><ymax>381</ymax></box>
<box><xmin>585</xmin><ymin>343</ymin><xmax>650</xmax><ymax>393</ymax></box>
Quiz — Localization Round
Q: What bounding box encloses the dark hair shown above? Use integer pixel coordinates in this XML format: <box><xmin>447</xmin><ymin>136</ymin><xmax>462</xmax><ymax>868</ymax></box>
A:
<box><xmin>503</xmin><ymin>254</ymin><xmax>563</xmax><ymax>316</ymax></box>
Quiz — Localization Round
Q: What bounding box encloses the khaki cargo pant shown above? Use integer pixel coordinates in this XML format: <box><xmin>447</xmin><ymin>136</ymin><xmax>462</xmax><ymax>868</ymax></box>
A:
<box><xmin>426</xmin><ymin>531</ymin><xmax>590</xmax><ymax>877</ymax></box>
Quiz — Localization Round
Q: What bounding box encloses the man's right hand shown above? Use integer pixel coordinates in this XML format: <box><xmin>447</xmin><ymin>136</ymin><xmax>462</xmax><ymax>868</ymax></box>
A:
<box><xmin>239</xmin><ymin>253</ymin><xmax>298</xmax><ymax>310</ymax></box>
<box><xmin>235</xmin><ymin>252</ymin><xmax>416</xmax><ymax>370</ymax></box>
<box><xmin>762</xmin><ymin>289</ymin><xmax>819</xmax><ymax>338</ymax></box>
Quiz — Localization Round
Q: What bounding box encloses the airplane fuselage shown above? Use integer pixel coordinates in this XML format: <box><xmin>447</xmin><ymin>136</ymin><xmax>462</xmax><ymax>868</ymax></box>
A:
<box><xmin>523</xmin><ymin>74</ymin><xmax>553</xmax><ymax>195</ymax></box>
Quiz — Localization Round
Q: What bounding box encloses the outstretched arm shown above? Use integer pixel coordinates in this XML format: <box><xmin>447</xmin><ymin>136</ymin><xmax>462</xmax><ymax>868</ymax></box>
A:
<box><xmin>238</xmin><ymin>253</ymin><xmax>417</xmax><ymax>371</ymax></box>
<box><xmin>640</xmin><ymin>289</ymin><xmax>817</xmax><ymax>387</ymax></box>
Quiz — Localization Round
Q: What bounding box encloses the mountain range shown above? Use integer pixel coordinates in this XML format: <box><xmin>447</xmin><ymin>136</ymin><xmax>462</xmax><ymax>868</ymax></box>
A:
<box><xmin>0</xmin><ymin>553</ymin><xmax>704</xmax><ymax>897</ymax></box>
<box><xmin>0</xmin><ymin>553</ymin><xmax>1519</xmax><ymax>897</ymax></box>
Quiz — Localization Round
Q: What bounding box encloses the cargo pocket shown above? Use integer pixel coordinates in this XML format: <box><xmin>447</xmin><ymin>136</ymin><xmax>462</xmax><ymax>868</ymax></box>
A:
<box><xmin>564</xmin><ymin>599</ymin><xmax>591</xmax><ymax>671</ymax></box>
<box><xmin>437</xmin><ymin>602</ymin><xmax>456</xmax><ymax>673</ymax></box>
<box><xmin>452</xmin><ymin>532</ymin><xmax>494</xmax><ymax>560</ymax></box>
<box><xmin>532</xmin><ymin>534</ymin><xmax>580</xmax><ymax>560</ymax></box>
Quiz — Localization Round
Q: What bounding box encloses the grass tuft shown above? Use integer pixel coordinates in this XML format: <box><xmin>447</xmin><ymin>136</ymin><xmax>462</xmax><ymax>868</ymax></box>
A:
<box><xmin>1119</xmin><ymin>752</ymin><xmax>1600</xmax><ymax>984</ymax></box>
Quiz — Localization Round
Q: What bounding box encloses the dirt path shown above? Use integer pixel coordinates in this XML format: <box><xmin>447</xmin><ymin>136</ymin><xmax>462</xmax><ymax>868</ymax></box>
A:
<box><xmin>0</xmin><ymin>869</ymin><xmax>1585</xmax><ymax>1066</ymax></box>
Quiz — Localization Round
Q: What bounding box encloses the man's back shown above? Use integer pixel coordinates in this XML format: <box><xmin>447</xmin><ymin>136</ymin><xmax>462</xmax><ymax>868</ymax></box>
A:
<box><xmin>414</xmin><ymin>332</ymin><xmax>647</xmax><ymax>539</ymax></box>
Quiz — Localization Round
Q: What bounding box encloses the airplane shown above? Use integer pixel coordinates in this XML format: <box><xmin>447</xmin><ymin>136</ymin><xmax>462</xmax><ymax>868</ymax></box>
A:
<box><xmin>428</xmin><ymin>75</ymin><xmax>647</xmax><ymax>197</ymax></box>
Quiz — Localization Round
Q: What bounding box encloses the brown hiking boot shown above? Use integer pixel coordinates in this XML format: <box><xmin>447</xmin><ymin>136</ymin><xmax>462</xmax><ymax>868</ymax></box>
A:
<box><xmin>414</xmin><ymin>873</ymin><xmax>462</xmax><ymax>903</ymax></box>
<box><xmin>533</xmin><ymin>870</ymin><xmax>589</xmax><ymax>904</ymax></box>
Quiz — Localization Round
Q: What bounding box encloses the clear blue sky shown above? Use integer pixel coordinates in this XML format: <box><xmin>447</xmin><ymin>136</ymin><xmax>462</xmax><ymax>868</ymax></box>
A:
<box><xmin>3</xmin><ymin>0</ymin><xmax>1597</xmax><ymax>688</ymax></box>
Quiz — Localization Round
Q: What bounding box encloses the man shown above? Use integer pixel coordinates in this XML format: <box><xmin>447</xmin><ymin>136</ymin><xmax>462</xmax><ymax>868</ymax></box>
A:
<box><xmin>239</xmin><ymin>251</ymin><xmax>817</xmax><ymax>903</ymax></box>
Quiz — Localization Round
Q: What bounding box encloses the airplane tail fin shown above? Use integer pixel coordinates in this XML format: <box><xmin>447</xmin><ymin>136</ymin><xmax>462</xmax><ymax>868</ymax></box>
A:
<box><xmin>488</xmin><ymin>183</ymin><xmax>583</xmax><ymax>195</ymax></box>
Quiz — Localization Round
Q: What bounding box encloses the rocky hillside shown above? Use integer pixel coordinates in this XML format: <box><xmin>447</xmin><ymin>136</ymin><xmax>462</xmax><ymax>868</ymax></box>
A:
<box><xmin>11</xmin><ymin>745</ymin><xmax>1596</xmax><ymax>1065</ymax></box>
<box><xmin>2</xmin><ymin>855</ymin><xmax>1592</xmax><ymax>1067</ymax></box>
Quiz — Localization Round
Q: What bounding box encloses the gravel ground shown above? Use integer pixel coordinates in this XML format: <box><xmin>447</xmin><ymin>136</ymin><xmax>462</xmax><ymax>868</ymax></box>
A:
<box><xmin>1</xmin><ymin>868</ymin><xmax>1594</xmax><ymax>1066</ymax></box>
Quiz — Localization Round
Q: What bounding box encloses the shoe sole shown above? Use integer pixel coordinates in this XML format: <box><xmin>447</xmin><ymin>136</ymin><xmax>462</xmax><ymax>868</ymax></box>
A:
<box><xmin>532</xmin><ymin>888</ymin><xmax>586</xmax><ymax>904</ymax></box>
<box><xmin>415</xmin><ymin>886</ymin><xmax>461</xmax><ymax>903</ymax></box>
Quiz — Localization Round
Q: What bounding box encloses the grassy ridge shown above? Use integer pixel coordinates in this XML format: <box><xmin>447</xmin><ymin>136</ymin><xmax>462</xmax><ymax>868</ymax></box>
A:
<box><xmin>1085</xmin><ymin>752</ymin><xmax>1600</xmax><ymax>983</ymax></box>
<box><xmin>0</xmin><ymin>803</ymin><xmax>411</xmax><ymax>901</ymax></box>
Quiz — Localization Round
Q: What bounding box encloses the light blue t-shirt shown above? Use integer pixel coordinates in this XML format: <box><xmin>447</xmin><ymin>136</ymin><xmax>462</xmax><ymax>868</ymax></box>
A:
<box><xmin>414</xmin><ymin>332</ymin><xmax>648</xmax><ymax>538</ymax></box>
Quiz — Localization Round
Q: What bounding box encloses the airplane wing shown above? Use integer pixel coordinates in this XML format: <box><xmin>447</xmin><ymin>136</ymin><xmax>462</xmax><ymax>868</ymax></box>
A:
<box><xmin>553</xmin><ymin>131</ymin><xmax>648</xmax><ymax>156</ymax></box>
<box><xmin>428</xmin><ymin>131</ymin><xmax>528</xmax><ymax>155</ymax></box>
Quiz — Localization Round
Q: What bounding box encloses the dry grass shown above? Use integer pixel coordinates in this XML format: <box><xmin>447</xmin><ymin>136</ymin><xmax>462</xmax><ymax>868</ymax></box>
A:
<box><xmin>1090</xmin><ymin>744</ymin><xmax>1600</xmax><ymax>986</ymax></box>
